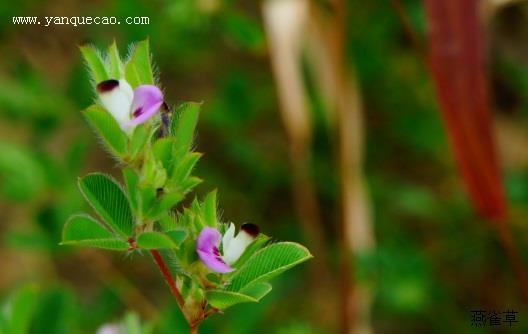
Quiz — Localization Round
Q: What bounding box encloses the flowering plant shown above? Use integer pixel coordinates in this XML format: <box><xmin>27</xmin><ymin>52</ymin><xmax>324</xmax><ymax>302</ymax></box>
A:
<box><xmin>60</xmin><ymin>40</ymin><xmax>312</xmax><ymax>333</ymax></box>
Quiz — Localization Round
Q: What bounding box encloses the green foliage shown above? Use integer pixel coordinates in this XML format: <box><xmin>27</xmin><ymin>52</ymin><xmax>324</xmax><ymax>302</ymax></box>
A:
<box><xmin>165</xmin><ymin>230</ymin><xmax>187</xmax><ymax>246</ymax></box>
<box><xmin>107</xmin><ymin>41</ymin><xmax>124</xmax><ymax>79</ymax></box>
<box><xmin>125</xmin><ymin>40</ymin><xmax>155</xmax><ymax>87</ymax></box>
<box><xmin>61</xmin><ymin>40</ymin><xmax>311</xmax><ymax>330</ymax></box>
<box><xmin>78</xmin><ymin>173</ymin><xmax>134</xmax><ymax>238</ymax></box>
<box><xmin>83</xmin><ymin>105</ymin><xmax>128</xmax><ymax>156</ymax></box>
<box><xmin>0</xmin><ymin>286</ymin><xmax>161</xmax><ymax>334</ymax></box>
<box><xmin>80</xmin><ymin>45</ymin><xmax>109</xmax><ymax>83</ymax></box>
<box><xmin>5</xmin><ymin>1</ymin><xmax>522</xmax><ymax>331</ymax></box>
<box><xmin>171</xmin><ymin>102</ymin><xmax>201</xmax><ymax>155</ymax></box>
<box><xmin>206</xmin><ymin>290</ymin><xmax>259</xmax><ymax>310</ymax></box>
<box><xmin>136</xmin><ymin>231</ymin><xmax>178</xmax><ymax>249</ymax></box>
<box><xmin>61</xmin><ymin>214</ymin><xmax>128</xmax><ymax>250</ymax></box>
<box><xmin>232</xmin><ymin>234</ymin><xmax>271</xmax><ymax>269</ymax></box>
<box><xmin>152</xmin><ymin>137</ymin><xmax>174</xmax><ymax>171</ymax></box>
<box><xmin>129</xmin><ymin>124</ymin><xmax>150</xmax><ymax>159</ymax></box>
<box><xmin>203</xmin><ymin>190</ymin><xmax>217</xmax><ymax>227</ymax></box>
<box><xmin>0</xmin><ymin>285</ymin><xmax>38</xmax><ymax>334</ymax></box>
<box><xmin>220</xmin><ymin>12</ymin><xmax>265</xmax><ymax>52</ymax></box>
<box><xmin>123</xmin><ymin>168</ymin><xmax>140</xmax><ymax>212</ymax></box>
<box><xmin>227</xmin><ymin>242</ymin><xmax>312</xmax><ymax>292</ymax></box>
<box><xmin>169</xmin><ymin>152</ymin><xmax>202</xmax><ymax>187</ymax></box>
<box><xmin>204</xmin><ymin>283</ymin><xmax>272</xmax><ymax>310</ymax></box>
<box><xmin>0</xmin><ymin>141</ymin><xmax>45</xmax><ymax>202</ymax></box>
<box><xmin>82</xmin><ymin>40</ymin><xmax>155</xmax><ymax>88</ymax></box>
<box><xmin>240</xmin><ymin>282</ymin><xmax>272</xmax><ymax>300</ymax></box>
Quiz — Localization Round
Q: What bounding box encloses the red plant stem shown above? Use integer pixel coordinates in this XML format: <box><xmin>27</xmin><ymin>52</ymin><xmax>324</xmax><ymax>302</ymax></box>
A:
<box><xmin>424</xmin><ymin>0</ymin><xmax>505</xmax><ymax>220</ymax></box>
<box><xmin>150</xmin><ymin>249</ymin><xmax>185</xmax><ymax>308</ymax></box>
<box><xmin>424</xmin><ymin>0</ymin><xmax>528</xmax><ymax>302</ymax></box>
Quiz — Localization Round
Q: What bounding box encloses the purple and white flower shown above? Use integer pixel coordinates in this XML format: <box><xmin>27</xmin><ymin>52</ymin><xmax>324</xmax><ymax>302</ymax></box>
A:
<box><xmin>96</xmin><ymin>79</ymin><xmax>163</xmax><ymax>132</ymax></box>
<box><xmin>196</xmin><ymin>223</ymin><xmax>259</xmax><ymax>273</ymax></box>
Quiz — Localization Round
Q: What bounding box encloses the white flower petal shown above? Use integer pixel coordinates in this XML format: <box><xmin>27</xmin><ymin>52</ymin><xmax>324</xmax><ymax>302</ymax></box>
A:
<box><xmin>222</xmin><ymin>223</ymin><xmax>235</xmax><ymax>253</ymax></box>
<box><xmin>223</xmin><ymin>223</ymin><xmax>259</xmax><ymax>265</ymax></box>
<box><xmin>97</xmin><ymin>79</ymin><xmax>134</xmax><ymax>129</ymax></box>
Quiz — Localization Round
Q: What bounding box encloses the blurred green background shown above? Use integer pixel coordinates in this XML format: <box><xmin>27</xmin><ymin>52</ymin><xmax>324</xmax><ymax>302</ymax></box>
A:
<box><xmin>3</xmin><ymin>0</ymin><xmax>528</xmax><ymax>333</ymax></box>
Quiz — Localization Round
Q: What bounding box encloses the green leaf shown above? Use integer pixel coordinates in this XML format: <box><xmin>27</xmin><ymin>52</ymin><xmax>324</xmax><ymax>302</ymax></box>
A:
<box><xmin>84</xmin><ymin>105</ymin><xmax>127</xmax><ymax>156</ymax></box>
<box><xmin>206</xmin><ymin>290</ymin><xmax>258</xmax><ymax>310</ymax></box>
<box><xmin>176</xmin><ymin>176</ymin><xmax>201</xmax><ymax>196</ymax></box>
<box><xmin>189</xmin><ymin>197</ymin><xmax>206</xmax><ymax>230</ymax></box>
<box><xmin>240</xmin><ymin>282</ymin><xmax>272</xmax><ymax>301</ymax></box>
<box><xmin>149</xmin><ymin>192</ymin><xmax>184</xmax><ymax>218</ymax></box>
<box><xmin>62</xmin><ymin>238</ymin><xmax>128</xmax><ymax>250</ymax></box>
<box><xmin>158</xmin><ymin>214</ymin><xmax>177</xmax><ymax>231</ymax></box>
<box><xmin>123</xmin><ymin>168</ymin><xmax>139</xmax><ymax>212</ymax></box>
<box><xmin>62</xmin><ymin>214</ymin><xmax>112</xmax><ymax>239</ymax></box>
<box><xmin>206</xmin><ymin>273</ymin><xmax>222</xmax><ymax>285</ymax></box>
<box><xmin>78</xmin><ymin>173</ymin><xmax>134</xmax><ymax>237</ymax></box>
<box><xmin>170</xmin><ymin>152</ymin><xmax>201</xmax><ymax>186</ymax></box>
<box><xmin>125</xmin><ymin>40</ymin><xmax>154</xmax><ymax>87</ymax></box>
<box><xmin>227</xmin><ymin>242</ymin><xmax>312</xmax><ymax>292</ymax></box>
<box><xmin>107</xmin><ymin>41</ymin><xmax>123</xmax><ymax>79</ymax></box>
<box><xmin>142</xmin><ymin>151</ymin><xmax>167</xmax><ymax>188</ymax></box>
<box><xmin>137</xmin><ymin>185</ymin><xmax>156</xmax><ymax>219</ymax></box>
<box><xmin>171</xmin><ymin>102</ymin><xmax>201</xmax><ymax>154</ymax></box>
<box><xmin>136</xmin><ymin>231</ymin><xmax>178</xmax><ymax>249</ymax></box>
<box><xmin>203</xmin><ymin>190</ymin><xmax>217</xmax><ymax>227</ymax></box>
<box><xmin>129</xmin><ymin>124</ymin><xmax>150</xmax><ymax>158</ymax></box>
<box><xmin>165</xmin><ymin>230</ymin><xmax>187</xmax><ymax>246</ymax></box>
<box><xmin>61</xmin><ymin>214</ymin><xmax>128</xmax><ymax>250</ymax></box>
<box><xmin>152</xmin><ymin>137</ymin><xmax>174</xmax><ymax>171</ymax></box>
<box><xmin>179</xmin><ymin>207</ymin><xmax>201</xmax><ymax>235</ymax></box>
<box><xmin>3</xmin><ymin>284</ymin><xmax>38</xmax><ymax>334</ymax></box>
<box><xmin>80</xmin><ymin>45</ymin><xmax>109</xmax><ymax>83</ymax></box>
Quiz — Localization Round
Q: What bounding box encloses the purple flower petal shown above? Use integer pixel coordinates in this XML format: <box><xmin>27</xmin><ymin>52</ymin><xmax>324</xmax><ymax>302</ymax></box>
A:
<box><xmin>196</xmin><ymin>227</ymin><xmax>234</xmax><ymax>273</ymax></box>
<box><xmin>128</xmin><ymin>85</ymin><xmax>164</xmax><ymax>126</ymax></box>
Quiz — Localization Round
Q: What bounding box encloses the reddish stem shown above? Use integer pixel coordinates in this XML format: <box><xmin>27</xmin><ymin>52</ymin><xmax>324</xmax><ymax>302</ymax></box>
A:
<box><xmin>150</xmin><ymin>249</ymin><xmax>185</xmax><ymax>308</ymax></box>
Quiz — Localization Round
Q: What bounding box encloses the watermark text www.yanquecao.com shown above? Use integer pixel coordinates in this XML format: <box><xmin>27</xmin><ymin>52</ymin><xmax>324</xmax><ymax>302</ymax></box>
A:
<box><xmin>12</xmin><ymin>16</ymin><xmax>149</xmax><ymax>26</ymax></box>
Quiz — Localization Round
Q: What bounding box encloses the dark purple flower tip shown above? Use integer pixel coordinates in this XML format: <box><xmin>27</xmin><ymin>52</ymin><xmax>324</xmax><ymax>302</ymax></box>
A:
<box><xmin>96</xmin><ymin>79</ymin><xmax>120</xmax><ymax>93</ymax></box>
<box><xmin>196</xmin><ymin>227</ymin><xmax>234</xmax><ymax>273</ymax></box>
<box><xmin>241</xmin><ymin>223</ymin><xmax>260</xmax><ymax>237</ymax></box>
<box><xmin>128</xmin><ymin>85</ymin><xmax>164</xmax><ymax>126</ymax></box>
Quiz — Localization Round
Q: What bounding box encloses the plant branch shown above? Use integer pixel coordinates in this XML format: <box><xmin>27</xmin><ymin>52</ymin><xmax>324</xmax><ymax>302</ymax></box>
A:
<box><xmin>150</xmin><ymin>249</ymin><xmax>185</xmax><ymax>309</ymax></box>
<box><xmin>424</xmin><ymin>0</ymin><xmax>528</xmax><ymax>302</ymax></box>
<box><xmin>318</xmin><ymin>0</ymin><xmax>375</xmax><ymax>332</ymax></box>
<box><xmin>204</xmin><ymin>307</ymin><xmax>219</xmax><ymax>318</ymax></box>
<box><xmin>262</xmin><ymin>0</ymin><xmax>332</xmax><ymax>287</ymax></box>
